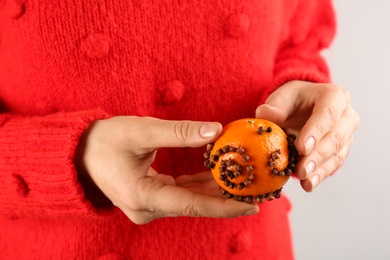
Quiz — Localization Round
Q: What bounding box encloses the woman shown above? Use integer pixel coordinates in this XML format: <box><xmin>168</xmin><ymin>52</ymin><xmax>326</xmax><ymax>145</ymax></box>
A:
<box><xmin>0</xmin><ymin>0</ymin><xmax>359</xmax><ymax>259</ymax></box>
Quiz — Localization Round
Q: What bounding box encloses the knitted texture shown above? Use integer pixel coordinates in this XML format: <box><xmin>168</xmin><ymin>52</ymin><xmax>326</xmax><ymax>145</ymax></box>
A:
<box><xmin>0</xmin><ymin>0</ymin><xmax>335</xmax><ymax>259</ymax></box>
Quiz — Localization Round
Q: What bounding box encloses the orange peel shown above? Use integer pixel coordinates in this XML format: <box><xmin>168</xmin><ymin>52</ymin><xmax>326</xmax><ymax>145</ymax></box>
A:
<box><xmin>204</xmin><ymin>118</ymin><xmax>299</xmax><ymax>203</ymax></box>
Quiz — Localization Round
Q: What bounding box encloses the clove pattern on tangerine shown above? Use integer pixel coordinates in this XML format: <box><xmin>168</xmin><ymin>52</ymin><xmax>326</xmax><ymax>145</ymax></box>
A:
<box><xmin>204</xmin><ymin>118</ymin><xmax>299</xmax><ymax>203</ymax></box>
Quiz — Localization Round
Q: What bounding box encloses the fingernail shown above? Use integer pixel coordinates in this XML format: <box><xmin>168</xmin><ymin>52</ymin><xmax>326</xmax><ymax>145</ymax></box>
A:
<box><xmin>241</xmin><ymin>208</ymin><xmax>259</xmax><ymax>216</ymax></box>
<box><xmin>305</xmin><ymin>161</ymin><xmax>315</xmax><ymax>178</ymax></box>
<box><xmin>304</xmin><ymin>137</ymin><xmax>315</xmax><ymax>154</ymax></box>
<box><xmin>199</xmin><ymin>123</ymin><xmax>222</xmax><ymax>138</ymax></box>
<box><xmin>311</xmin><ymin>175</ymin><xmax>320</xmax><ymax>189</ymax></box>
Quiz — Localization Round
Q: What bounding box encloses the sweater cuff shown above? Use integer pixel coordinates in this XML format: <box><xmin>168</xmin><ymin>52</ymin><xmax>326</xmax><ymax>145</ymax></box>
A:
<box><xmin>274</xmin><ymin>66</ymin><xmax>330</xmax><ymax>88</ymax></box>
<box><xmin>260</xmin><ymin>59</ymin><xmax>331</xmax><ymax>103</ymax></box>
<box><xmin>0</xmin><ymin>110</ymin><xmax>111</xmax><ymax>218</ymax></box>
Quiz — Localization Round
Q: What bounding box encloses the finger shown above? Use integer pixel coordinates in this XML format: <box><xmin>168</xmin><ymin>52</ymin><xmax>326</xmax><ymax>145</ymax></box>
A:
<box><xmin>123</xmin><ymin>176</ymin><xmax>259</xmax><ymax>224</ymax></box>
<box><xmin>297</xmin><ymin>85</ymin><xmax>351</xmax><ymax>155</ymax></box>
<box><xmin>255</xmin><ymin>86</ymin><xmax>299</xmax><ymax>125</ymax></box>
<box><xmin>180</xmin><ymin>179</ymin><xmax>223</xmax><ymax>197</ymax></box>
<box><xmin>150</xmin><ymin>185</ymin><xmax>259</xmax><ymax>219</ymax></box>
<box><xmin>175</xmin><ymin>171</ymin><xmax>214</xmax><ymax>186</ymax></box>
<box><xmin>295</xmin><ymin>108</ymin><xmax>358</xmax><ymax>180</ymax></box>
<box><xmin>176</xmin><ymin>172</ymin><xmax>223</xmax><ymax>197</ymax></box>
<box><xmin>134</xmin><ymin>117</ymin><xmax>223</xmax><ymax>150</ymax></box>
<box><xmin>300</xmin><ymin>137</ymin><xmax>352</xmax><ymax>192</ymax></box>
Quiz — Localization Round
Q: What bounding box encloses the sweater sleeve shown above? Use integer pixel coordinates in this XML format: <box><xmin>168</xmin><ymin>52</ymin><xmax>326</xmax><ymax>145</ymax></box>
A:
<box><xmin>271</xmin><ymin>0</ymin><xmax>336</xmax><ymax>91</ymax></box>
<box><xmin>0</xmin><ymin>108</ymin><xmax>111</xmax><ymax>218</ymax></box>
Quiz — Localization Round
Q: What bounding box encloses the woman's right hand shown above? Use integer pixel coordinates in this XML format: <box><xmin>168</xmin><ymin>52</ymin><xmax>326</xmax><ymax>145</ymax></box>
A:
<box><xmin>75</xmin><ymin>116</ymin><xmax>259</xmax><ymax>224</ymax></box>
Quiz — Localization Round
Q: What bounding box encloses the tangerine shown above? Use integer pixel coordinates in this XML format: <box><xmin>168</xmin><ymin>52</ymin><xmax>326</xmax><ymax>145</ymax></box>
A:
<box><xmin>204</xmin><ymin>118</ymin><xmax>299</xmax><ymax>203</ymax></box>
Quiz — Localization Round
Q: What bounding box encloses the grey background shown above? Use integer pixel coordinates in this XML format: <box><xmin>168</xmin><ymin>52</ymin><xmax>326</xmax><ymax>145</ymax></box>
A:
<box><xmin>283</xmin><ymin>1</ymin><xmax>390</xmax><ymax>259</ymax></box>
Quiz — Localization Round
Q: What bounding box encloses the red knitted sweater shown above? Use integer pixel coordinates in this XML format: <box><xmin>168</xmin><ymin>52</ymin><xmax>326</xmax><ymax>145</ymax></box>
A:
<box><xmin>0</xmin><ymin>1</ymin><xmax>335</xmax><ymax>259</ymax></box>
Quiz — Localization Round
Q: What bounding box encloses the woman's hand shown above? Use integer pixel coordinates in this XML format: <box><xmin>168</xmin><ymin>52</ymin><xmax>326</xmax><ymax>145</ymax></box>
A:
<box><xmin>256</xmin><ymin>81</ymin><xmax>360</xmax><ymax>192</ymax></box>
<box><xmin>75</xmin><ymin>116</ymin><xmax>259</xmax><ymax>224</ymax></box>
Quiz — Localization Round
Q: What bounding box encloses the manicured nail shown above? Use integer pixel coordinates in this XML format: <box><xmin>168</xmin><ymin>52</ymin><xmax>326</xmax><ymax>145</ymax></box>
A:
<box><xmin>310</xmin><ymin>175</ymin><xmax>320</xmax><ymax>189</ymax></box>
<box><xmin>199</xmin><ymin>123</ymin><xmax>221</xmax><ymax>138</ymax></box>
<box><xmin>241</xmin><ymin>208</ymin><xmax>259</xmax><ymax>216</ymax></box>
<box><xmin>304</xmin><ymin>137</ymin><xmax>315</xmax><ymax>154</ymax></box>
<box><xmin>305</xmin><ymin>161</ymin><xmax>315</xmax><ymax>178</ymax></box>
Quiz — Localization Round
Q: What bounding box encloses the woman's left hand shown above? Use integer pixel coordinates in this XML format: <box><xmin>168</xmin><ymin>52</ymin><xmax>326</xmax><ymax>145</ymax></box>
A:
<box><xmin>255</xmin><ymin>80</ymin><xmax>360</xmax><ymax>192</ymax></box>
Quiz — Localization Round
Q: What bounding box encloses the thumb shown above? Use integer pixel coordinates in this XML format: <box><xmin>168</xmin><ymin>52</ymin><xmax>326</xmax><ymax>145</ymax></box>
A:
<box><xmin>140</xmin><ymin>117</ymin><xmax>223</xmax><ymax>149</ymax></box>
<box><xmin>255</xmin><ymin>103</ymin><xmax>287</xmax><ymax>126</ymax></box>
<box><xmin>255</xmin><ymin>87</ymin><xmax>298</xmax><ymax>125</ymax></box>
<box><xmin>152</xmin><ymin>185</ymin><xmax>260</xmax><ymax>219</ymax></box>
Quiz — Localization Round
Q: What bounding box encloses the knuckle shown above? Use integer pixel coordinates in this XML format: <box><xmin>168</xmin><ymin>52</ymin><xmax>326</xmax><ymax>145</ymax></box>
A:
<box><xmin>127</xmin><ymin>212</ymin><xmax>154</xmax><ymax>225</ymax></box>
<box><xmin>182</xmin><ymin>204</ymin><xmax>199</xmax><ymax>217</ymax></box>
<box><xmin>339</xmin><ymin>86</ymin><xmax>351</xmax><ymax>101</ymax></box>
<box><xmin>181</xmin><ymin>199</ymin><xmax>203</xmax><ymax>217</ymax></box>
<box><xmin>352</xmin><ymin>109</ymin><xmax>361</xmax><ymax>129</ymax></box>
<box><xmin>331</xmin><ymin>131</ymin><xmax>345</xmax><ymax>152</ymax></box>
<box><xmin>133</xmin><ymin>179</ymin><xmax>160</xmax><ymax>211</ymax></box>
<box><xmin>324</xmin><ymin>105</ymin><xmax>339</xmax><ymax>125</ymax></box>
<box><xmin>118</xmin><ymin>196</ymin><xmax>145</xmax><ymax>214</ymax></box>
<box><xmin>337</xmin><ymin>143</ymin><xmax>349</xmax><ymax>167</ymax></box>
<box><xmin>324</xmin><ymin>83</ymin><xmax>350</xmax><ymax>100</ymax></box>
<box><xmin>344</xmin><ymin>106</ymin><xmax>360</xmax><ymax>130</ymax></box>
<box><xmin>312</xmin><ymin>121</ymin><xmax>327</xmax><ymax>137</ymax></box>
<box><xmin>174</xmin><ymin>120</ymin><xmax>192</xmax><ymax>143</ymax></box>
<box><xmin>333</xmin><ymin>152</ymin><xmax>345</xmax><ymax>170</ymax></box>
<box><xmin>328</xmin><ymin>148</ymin><xmax>348</xmax><ymax>174</ymax></box>
<box><xmin>129</xmin><ymin>201</ymin><xmax>145</xmax><ymax>212</ymax></box>
<box><xmin>114</xmin><ymin>203</ymin><xmax>149</xmax><ymax>225</ymax></box>
<box><xmin>119</xmin><ymin>199</ymin><xmax>157</xmax><ymax>225</ymax></box>
<box><xmin>117</xmin><ymin>184</ymin><xmax>152</xmax><ymax>213</ymax></box>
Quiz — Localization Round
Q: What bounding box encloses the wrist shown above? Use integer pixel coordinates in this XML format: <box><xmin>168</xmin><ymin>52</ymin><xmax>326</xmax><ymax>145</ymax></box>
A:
<box><xmin>74</xmin><ymin>120</ymin><xmax>113</xmax><ymax>209</ymax></box>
